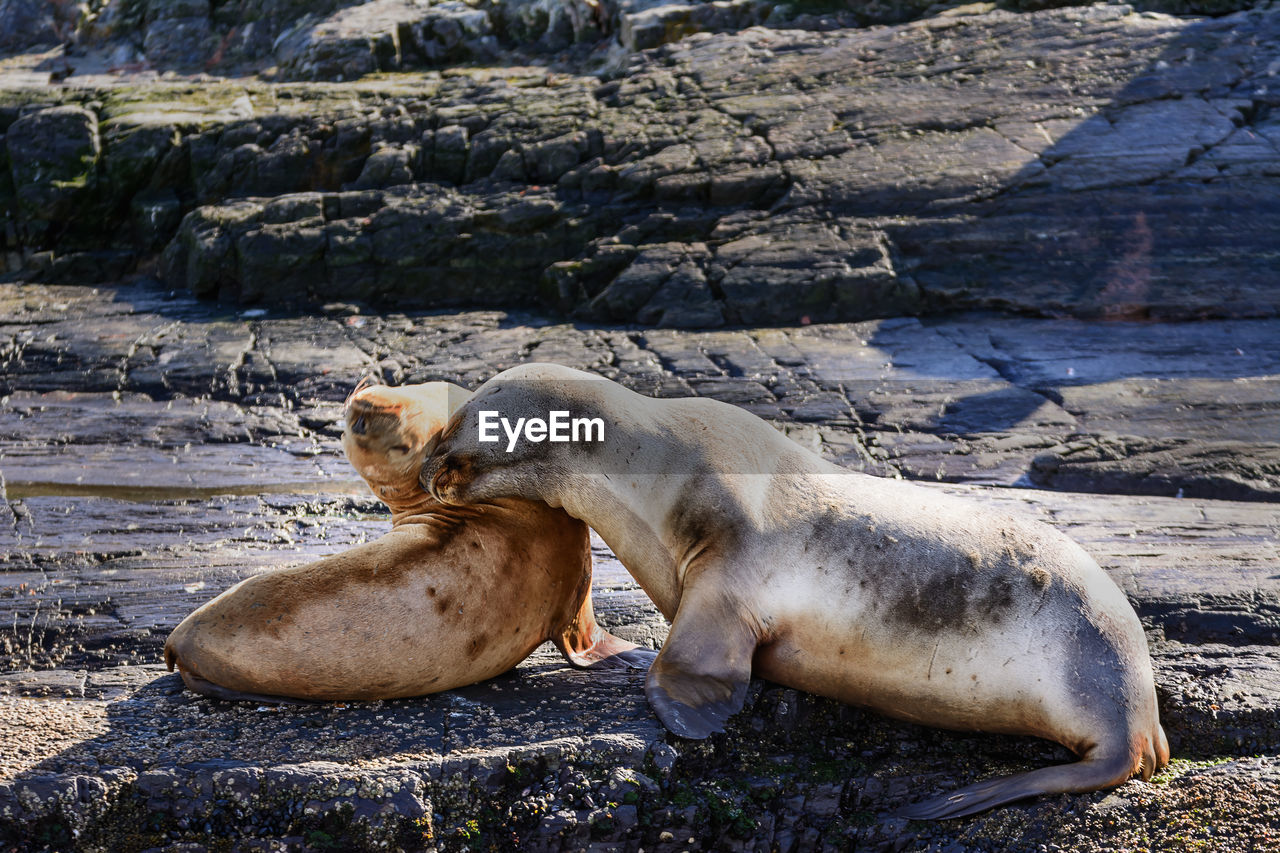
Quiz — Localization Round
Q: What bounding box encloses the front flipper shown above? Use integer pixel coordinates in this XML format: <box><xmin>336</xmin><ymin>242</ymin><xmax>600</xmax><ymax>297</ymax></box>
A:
<box><xmin>553</xmin><ymin>584</ymin><xmax>655</xmax><ymax>671</ymax></box>
<box><xmin>645</xmin><ymin>579</ymin><xmax>758</xmax><ymax>739</ymax></box>
<box><xmin>558</xmin><ymin>625</ymin><xmax>657</xmax><ymax>671</ymax></box>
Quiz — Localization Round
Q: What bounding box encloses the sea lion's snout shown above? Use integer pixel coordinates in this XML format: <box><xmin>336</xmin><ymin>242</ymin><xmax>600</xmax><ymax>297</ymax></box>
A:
<box><xmin>343</xmin><ymin>392</ymin><xmax>420</xmax><ymax>489</ymax></box>
<box><xmin>420</xmin><ymin>452</ymin><xmax>472</xmax><ymax>504</ymax></box>
<box><xmin>419</xmin><ymin>454</ymin><xmax>447</xmax><ymax>501</ymax></box>
<box><xmin>342</xmin><ymin>382</ymin><xmax>472</xmax><ymax>469</ymax></box>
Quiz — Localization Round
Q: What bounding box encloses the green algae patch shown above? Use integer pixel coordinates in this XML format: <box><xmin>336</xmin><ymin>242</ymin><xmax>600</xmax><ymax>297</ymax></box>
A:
<box><xmin>1151</xmin><ymin>755</ymin><xmax>1241</xmax><ymax>785</ymax></box>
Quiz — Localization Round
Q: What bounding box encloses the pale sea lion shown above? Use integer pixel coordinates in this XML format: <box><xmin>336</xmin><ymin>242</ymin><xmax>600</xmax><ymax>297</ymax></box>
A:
<box><xmin>164</xmin><ymin>379</ymin><xmax>650</xmax><ymax>703</ymax></box>
<box><xmin>419</xmin><ymin>363</ymin><xmax>1169</xmax><ymax>819</ymax></box>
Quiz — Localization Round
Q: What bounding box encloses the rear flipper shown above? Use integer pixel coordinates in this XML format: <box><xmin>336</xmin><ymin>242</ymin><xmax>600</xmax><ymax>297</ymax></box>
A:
<box><xmin>892</xmin><ymin>746</ymin><xmax>1142</xmax><ymax>820</ymax></box>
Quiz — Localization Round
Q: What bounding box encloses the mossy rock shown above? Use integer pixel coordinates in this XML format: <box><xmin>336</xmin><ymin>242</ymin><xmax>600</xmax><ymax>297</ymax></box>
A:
<box><xmin>6</xmin><ymin>106</ymin><xmax>101</xmax><ymax>230</ymax></box>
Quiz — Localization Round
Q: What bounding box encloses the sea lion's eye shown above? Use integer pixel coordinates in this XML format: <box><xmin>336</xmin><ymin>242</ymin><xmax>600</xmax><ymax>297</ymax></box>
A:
<box><xmin>391</xmin><ymin>444</ymin><xmax>411</xmax><ymax>455</ymax></box>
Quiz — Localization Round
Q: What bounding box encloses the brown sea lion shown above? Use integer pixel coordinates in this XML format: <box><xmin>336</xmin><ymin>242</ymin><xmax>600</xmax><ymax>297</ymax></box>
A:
<box><xmin>418</xmin><ymin>362</ymin><xmax>1169</xmax><ymax>819</ymax></box>
<box><xmin>164</xmin><ymin>379</ymin><xmax>651</xmax><ymax>703</ymax></box>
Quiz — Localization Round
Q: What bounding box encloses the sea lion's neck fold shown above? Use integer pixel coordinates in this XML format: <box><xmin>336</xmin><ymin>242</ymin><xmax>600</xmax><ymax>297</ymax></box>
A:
<box><xmin>388</xmin><ymin>490</ymin><xmax>484</xmax><ymax>528</ymax></box>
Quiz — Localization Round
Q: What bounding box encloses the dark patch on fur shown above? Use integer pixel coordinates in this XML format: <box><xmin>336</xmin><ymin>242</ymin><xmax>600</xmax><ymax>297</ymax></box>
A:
<box><xmin>977</xmin><ymin>576</ymin><xmax>1017</xmax><ymax>621</ymax></box>
<box><xmin>804</xmin><ymin>504</ymin><xmax>857</xmax><ymax>557</ymax></box>
<box><xmin>467</xmin><ymin>634</ymin><xmax>488</xmax><ymax>659</ymax></box>
<box><xmin>873</xmin><ymin>534</ymin><xmax>1040</xmax><ymax>635</ymax></box>
<box><xmin>886</xmin><ymin>567</ymin><xmax>974</xmax><ymax>632</ymax></box>
<box><xmin>665</xmin><ymin>472</ymin><xmax>743</xmax><ymax>563</ymax></box>
<box><xmin>1064</xmin><ymin>607</ymin><xmax>1136</xmax><ymax>721</ymax></box>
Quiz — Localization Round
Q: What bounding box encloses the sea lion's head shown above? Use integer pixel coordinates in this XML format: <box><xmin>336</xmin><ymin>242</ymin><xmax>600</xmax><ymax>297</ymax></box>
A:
<box><xmin>419</xmin><ymin>363</ymin><xmax>613</xmax><ymax>506</ymax></box>
<box><xmin>343</xmin><ymin>379</ymin><xmax>471</xmax><ymax>512</ymax></box>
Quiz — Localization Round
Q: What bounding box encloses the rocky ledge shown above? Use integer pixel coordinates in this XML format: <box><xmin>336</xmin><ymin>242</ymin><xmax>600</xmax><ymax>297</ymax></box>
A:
<box><xmin>2</xmin><ymin>3</ymin><xmax>1279</xmax><ymax>325</ymax></box>
<box><xmin>1</xmin><ymin>280</ymin><xmax>1279</xmax><ymax>850</ymax></box>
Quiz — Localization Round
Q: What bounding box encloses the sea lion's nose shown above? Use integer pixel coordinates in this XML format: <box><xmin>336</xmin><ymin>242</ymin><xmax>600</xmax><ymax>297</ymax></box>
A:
<box><xmin>419</xmin><ymin>452</ymin><xmax>443</xmax><ymax>497</ymax></box>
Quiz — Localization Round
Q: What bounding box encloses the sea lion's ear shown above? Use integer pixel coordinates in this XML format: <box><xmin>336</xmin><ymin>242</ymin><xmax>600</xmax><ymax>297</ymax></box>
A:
<box><xmin>644</xmin><ymin>580</ymin><xmax>757</xmax><ymax>739</ymax></box>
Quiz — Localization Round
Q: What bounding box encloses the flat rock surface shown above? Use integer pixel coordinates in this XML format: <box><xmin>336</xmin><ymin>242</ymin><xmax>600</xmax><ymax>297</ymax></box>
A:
<box><xmin>1</xmin><ymin>278</ymin><xmax>1279</xmax><ymax>850</ymax></box>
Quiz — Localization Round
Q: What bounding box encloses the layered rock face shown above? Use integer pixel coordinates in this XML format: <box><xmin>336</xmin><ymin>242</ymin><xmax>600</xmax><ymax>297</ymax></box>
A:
<box><xmin>3</xmin><ymin>2</ymin><xmax>1280</xmax><ymax>325</ymax></box>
